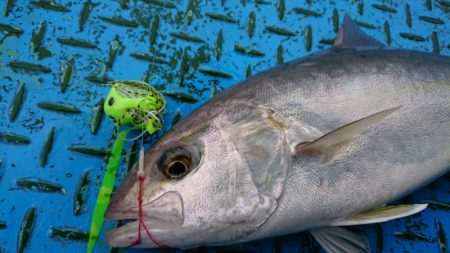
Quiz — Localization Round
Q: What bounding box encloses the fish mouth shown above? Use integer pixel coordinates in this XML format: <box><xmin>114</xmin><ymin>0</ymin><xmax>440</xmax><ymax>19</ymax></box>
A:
<box><xmin>105</xmin><ymin>220</ymin><xmax>140</xmax><ymax>248</ymax></box>
<box><xmin>105</xmin><ymin>191</ymin><xmax>184</xmax><ymax>248</ymax></box>
<box><xmin>106</xmin><ymin>220</ymin><xmax>162</xmax><ymax>248</ymax></box>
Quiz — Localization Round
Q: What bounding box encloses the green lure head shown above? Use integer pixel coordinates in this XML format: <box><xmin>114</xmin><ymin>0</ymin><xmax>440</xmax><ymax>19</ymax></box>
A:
<box><xmin>104</xmin><ymin>80</ymin><xmax>166</xmax><ymax>134</ymax></box>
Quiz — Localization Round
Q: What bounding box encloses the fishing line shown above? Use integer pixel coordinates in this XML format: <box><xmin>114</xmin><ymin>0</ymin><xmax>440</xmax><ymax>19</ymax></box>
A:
<box><xmin>130</xmin><ymin>142</ymin><xmax>166</xmax><ymax>249</ymax></box>
<box><xmin>128</xmin><ymin>6</ymin><xmax>167</xmax><ymax>247</ymax></box>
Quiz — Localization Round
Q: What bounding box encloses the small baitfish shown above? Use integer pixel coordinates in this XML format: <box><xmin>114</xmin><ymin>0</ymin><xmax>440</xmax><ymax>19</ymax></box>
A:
<box><xmin>105</xmin><ymin>15</ymin><xmax>450</xmax><ymax>252</ymax></box>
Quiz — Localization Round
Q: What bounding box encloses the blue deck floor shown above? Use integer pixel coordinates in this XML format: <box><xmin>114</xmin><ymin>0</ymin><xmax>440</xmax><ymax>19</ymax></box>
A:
<box><xmin>0</xmin><ymin>0</ymin><xmax>449</xmax><ymax>252</ymax></box>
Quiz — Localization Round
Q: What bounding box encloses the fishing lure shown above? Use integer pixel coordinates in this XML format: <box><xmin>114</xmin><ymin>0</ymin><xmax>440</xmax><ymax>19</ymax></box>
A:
<box><xmin>87</xmin><ymin>80</ymin><xmax>166</xmax><ymax>253</ymax></box>
<box><xmin>104</xmin><ymin>80</ymin><xmax>166</xmax><ymax>134</ymax></box>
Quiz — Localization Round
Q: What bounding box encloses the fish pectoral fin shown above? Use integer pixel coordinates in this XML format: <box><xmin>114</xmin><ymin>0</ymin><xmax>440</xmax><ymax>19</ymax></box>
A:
<box><xmin>295</xmin><ymin>106</ymin><xmax>401</xmax><ymax>160</ymax></box>
<box><xmin>311</xmin><ymin>226</ymin><xmax>369</xmax><ymax>253</ymax></box>
<box><xmin>321</xmin><ymin>139</ymin><xmax>353</xmax><ymax>162</ymax></box>
<box><xmin>334</xmin><ymin>13</ymin><xmax>385</xmax><ymax>49</ymax></box>
<box><xmin>330</xmin><ymin>204</ymin><xmax>428</xmax><ymax>226</ymax></box>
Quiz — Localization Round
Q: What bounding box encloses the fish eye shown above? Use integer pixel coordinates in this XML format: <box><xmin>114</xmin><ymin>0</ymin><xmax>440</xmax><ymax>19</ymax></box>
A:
<box><xmin>164</xmin><ymin>156</ymin><xmax>191</xmax><ymax>180</ymax></box>
<box><xmin>158</xmin><ymin>147</ymin><xmax>195</xmax><ymax>180</ymax></box>
<box><xmin>108</xmin><ymin>97</ymin><xmax>114</xmax><ymax>106</ymax></box>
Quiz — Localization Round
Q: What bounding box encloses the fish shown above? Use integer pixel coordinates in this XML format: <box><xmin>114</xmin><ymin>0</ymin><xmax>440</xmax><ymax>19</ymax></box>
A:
<box><xmin>104</xmin><ymin>15</ymin><xmax>450</xmax><ymax>252</ymax></box>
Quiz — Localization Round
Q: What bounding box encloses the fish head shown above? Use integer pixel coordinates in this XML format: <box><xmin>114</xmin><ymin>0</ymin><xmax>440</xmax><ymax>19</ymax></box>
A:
<box><xmin>105</xmin><ymin>99</ymin><xmax>290</xmax><ymax>249</ymax></box>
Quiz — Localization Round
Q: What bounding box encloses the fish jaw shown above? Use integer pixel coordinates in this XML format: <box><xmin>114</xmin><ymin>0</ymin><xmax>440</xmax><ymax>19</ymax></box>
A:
<box><xmin>105</xmin><ymin>220</ymin><xmax>140</xmax><ymax>248</ymax></box>
<box><xmin>105</xmin><ymin>220</ymin><xmax>198</xmax><ymax>249</ymax></box>
<box><xmin>105</xmin><ymin>219</ymin><xmax>169</xmax><ymax>249</ymax></box>
<box><xmin>105</xmin><ymin>190</ymin><xmax>185</xmax><ymax>248</ymax></box>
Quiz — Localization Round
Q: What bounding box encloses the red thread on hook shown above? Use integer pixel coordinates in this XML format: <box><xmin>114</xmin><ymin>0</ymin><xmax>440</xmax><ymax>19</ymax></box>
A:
<box><xmin>130</xmin><ymin>175</ymin><xmax>166</xmax><ymax>249</ymax></box>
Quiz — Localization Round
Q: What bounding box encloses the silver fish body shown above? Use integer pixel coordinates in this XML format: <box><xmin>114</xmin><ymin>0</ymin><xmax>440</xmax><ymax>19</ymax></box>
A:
<box><xmin>104</xmin><ymin>20</ymin><xmax>450</xmax><ymax>249</ymax></box>
<box><xmin>230</xmin><ymin>48</ymin><xmax>450</xmax><ymax>241</ymax></box>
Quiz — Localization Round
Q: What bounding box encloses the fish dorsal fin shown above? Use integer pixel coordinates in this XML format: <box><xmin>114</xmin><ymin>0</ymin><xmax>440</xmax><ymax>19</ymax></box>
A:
<box><xmin>334</xmin><ymin>13</ymin><xmax>385</xmax><ymax>49</ymax></box>
<box><xmin>330</xmin><ymin>204</ymin><xmax>429</xmax><ymax>226</ymax></box>
<box><xmin>311</xmin><ymin>227</ymin><xmax>369</xmax><ymax>253</ymax></box>
<box><xmin>296</xmin><ymin>106</ymin><xmax>401</xmax><ymax>161</ymax></box>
